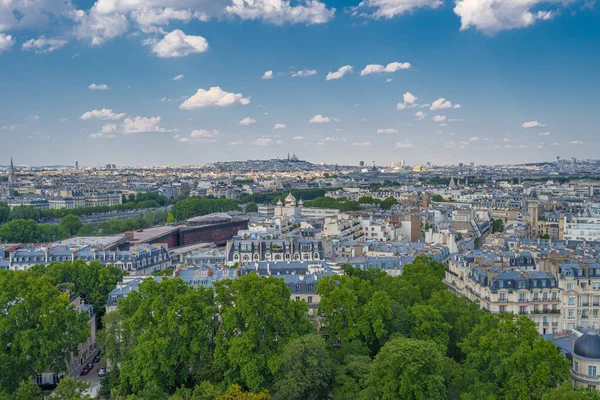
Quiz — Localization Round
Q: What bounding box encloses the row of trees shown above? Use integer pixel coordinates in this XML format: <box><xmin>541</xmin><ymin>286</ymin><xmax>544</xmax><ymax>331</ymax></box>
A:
<box><xmin>304</xmin><ymin>197</ymin><xmax>362</xmax><ymax>212</ymax></box>
<box><xmin>170</xmin><ymin>198</ymin><xmax>240</xmax><ymax>221</ymax></box>
<box><xmin>238</xmin><ymin>188</ymin><xmax>337</xmax><ymax>205</ymax></box>
<box><xmin>94</xmin><ymin>256</ymin><xmax>588</xmax><ymax>399</ymax></box>
<box><xmin>0</xmin><ymin>192</ymin><xmax>169</xmax><ymax>224</ymax></box>
<box><xmin>0</xmin><ymin>210</ymin><xmax>169</xmax><ymax>243</ymax></box>
<box><xmin>357</xmin><ymin>196</ymin><xmax>398</xmax><ymax>210</ymax></box>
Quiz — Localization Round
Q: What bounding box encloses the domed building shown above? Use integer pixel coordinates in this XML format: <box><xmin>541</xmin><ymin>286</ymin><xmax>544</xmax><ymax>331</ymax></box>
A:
<box><xmin>275</xmin><ymin>191</ymin><xmax>303</xmax><ymax>217</ymax></box>
<box><xmin>572</xmin><ymin>332</ymin><xmax>600</xmax><ymax>390</ymax></box>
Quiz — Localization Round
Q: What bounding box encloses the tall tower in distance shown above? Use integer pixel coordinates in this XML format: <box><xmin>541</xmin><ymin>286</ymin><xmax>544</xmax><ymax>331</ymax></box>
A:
<box><xmin>74</xmin><ymin>160</ymin><xmax>79</xmax><ymax>170</ymax></box>
<box><xmin>8</xmin><ymin>157</ymin><xmax>16</xmax><ymax>183</ymax></box>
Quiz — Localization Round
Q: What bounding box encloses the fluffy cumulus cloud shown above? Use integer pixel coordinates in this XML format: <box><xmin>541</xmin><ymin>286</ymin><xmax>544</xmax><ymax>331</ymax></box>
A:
<box><xmin>469</xmin><ymin>136</ymin><xmax>480</xmax><ymax>141</ymax></box>
<box><xmin>310</xmin><ymin>114</ymin><xmax>331</xmax><ymax>123</ymax></box>
<box><xmin>175</xmin><ymin>129</ymin><xmax>221</xmax><ymax>144</ymax></box>
<box><xmin>22</xmin><ymin>36</ymin><xmax>67</xmax><ymax>53</ymax></box>
<box><xmin>274</xmin><ymin>123</ymin><xmax>286</xmax><ymax>129</ymax></box>
<box><xmin>360</xmin><ymin>61</ymin><xmax>411</xmax><ymax>76</ymax></box>
<box><xmin>69</xmin><ymin>7</ymin><xmax>129</xmax><ymax>47</ymax></box>
<box><xmin>377</xmin><ymin>128</ymin><xmax>398</xmax><ymax>134</ymax></box>
<box><xmin>149</xmin><ymin>29</ymin><xmax>208</xmax><ymax>58</ymax></box>
<box><xmin>253</xmin><ymin>135</ymin><xmax>282</xmax><ymax>146</ymax></box>
<box><xmin>0</xmin><ymin>33</ymin><xmax>14</xmax><ymax>52</ymax></box>
<box><xmin>454</xmin><ymin>0</ymin><xmax>567</xmax><ymax>35</ymax></box>
<box><xmin>90</xmin><ymin>123</ymin><xmax>118</xmax><ymax>139</ymax></box>
<box><xmin>262</xmin><ymin>70</ymin><xmax>274</xmax><ymax>79</ymax></box>
<box><xmin>81</xmin><ymin>108</ymin><xmax>126</xmax><ymax>120</ymax></box>
<box><xmin>326</xmin><ymin>65</ymin><xmax>353</xmax><ymax>81</ymax></box>
<box><xmin>123</xmin><ymin>116</ymin><xmax>170</xmax><ymax>134</ymax></box>
<box><xmin>131</xmin><ymin>7</ymin><xmax>206</xmax><ymax>33</ymax></box>
<box><xmin>395</xmin><ymin>140</ymin><xmax>416</xmax><ymax>149</ymax></box>
<box><xmin>239</xmin><ymin>117</ymin><xmax>256</xmax><ymax>125</ymax></box>
<box><xmin>291</xmin><ymin>69</ymin><xmax>317</xmax><ymax>77</ymax></box>
<box><xmin>180</xmin><ymin>87</ymin><xmax>250</xmax><ymax>109</ymax></box>
<box><xmin>351</xmin><ymin>0</ymin><xmax>443</xmax><ymax>19</ymax></box>
<box><xmin>430</xmin><ymin>98</ymin><xmax>454</xmax><ymax>110</ymax></box>
<box><xmin>397</xmin><ymin>92</ymin><xmax>418</xmax><ymax>110</ymax></box>
<box><xmin>433</xmin><ymin>115</ymin><xmax>447</xmax><ymax>122</ymax></box>
<box><xmin>522</xmin><ymin>120</ymin><xmax>544</xmax><ymax>128</ymax></box>
<box><xmin>89</xmin><ymin>83</ymin><xmax>110</xmax><ymax>90</ymax></box>
<box><xmin>414</xmin><ymin>111</ymin><xmax>426</xmax><ymax>120</ymax></box>
<box><xmin>225</xmin><ymin>0</ymin><xmax>335</xmax><ymax>25</ymax></box>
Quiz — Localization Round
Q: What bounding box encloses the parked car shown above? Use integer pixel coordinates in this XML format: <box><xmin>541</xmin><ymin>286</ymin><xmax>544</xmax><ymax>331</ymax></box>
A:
<box><xmin>93</xmin><ymin>354</ymin><xmax>101</xmax><ymax>363</ymax></box>
<box><xmin>98</xmin><ymin>367</ymin><xmax>106</xmax><ymax>377</ymax></box>
<box><xmin>81</xmin><ymin>364</ymin><xmax>93</xmax><ymax>375</ymax></box>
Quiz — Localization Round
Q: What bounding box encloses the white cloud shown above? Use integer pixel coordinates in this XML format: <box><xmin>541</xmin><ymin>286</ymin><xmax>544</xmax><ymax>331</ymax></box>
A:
<box><xmin>131</xmin><ymin>7</ymin><xmax>203</xmax><ymax>32</ymax></box>
<box><xmin>274</xmin><ymin>123</ymin><xmax>286</xmax><ymax>129</ymax></box>
<box><xmin>180</xmin><ymin>87</ymin><xmax>250</xmax><ymax>109</ymax></box>
<box><xmin>253</xmin><ymin>135</ymin><xmax>281</xmax><ymax>146</ymax></box>
<box><xmin>415</xmin><ymin>111</ymin><xmax>426</xmax><ymax>120</ymax></box>
<box><xmin>291</xmin><ymin>69</ymin><xmax>317</xmax><ymax>77</ymax></box>
<box><xmin>326</xmin><ymin>65</ymin><xmax>353</xmax><ymax>81</ymax></box>
<box><xmin>360</xmin><ymin>61</ymin><xmax>411</xmax><ymax>76</ymax></box>
<box><xmin>173</xmin><ymin>74</ymin><xmax>184</xmax><ymax>81</ymax></box>
<box><xmin>469</xmin><ymin>136</ymin><xmax>480</xmax><ymax>142</ymax></box>
<box><xmin>175</xmin><ymin>129</ymin><xmax>221</xmax><ymax>143</ymax></box>
<box><xmin>522</xmin><ymin>120</ymin><xmax>544</xmax><ymax>128</ymax></box>
<box><xmin>433</xmin><ymin>115</ymin><xmax>447</xmax><ymax>122</ymax></box>
<box><xmin>70</xmin><ymin>7</ymin><xmax>129</xmax><ymax>46</ymax></box>
<box><xmin>448</xmin><ymin>118</ymin><xmax>464</xmax><ymax>122</ymax></box>
<box><xmin>386</xmin><ymin>78</ymin><xmax>393</xmax><ymax>83</ymax></box>
<box><xmin>81</xmin><ymin>108</ymin><xmax>126</xmax><ymax>120</ymax></box>
<box><xmin>28</xmin><ymin>115</ymin><xmax>40</xmax><ymax>121</ymax></box>
<box><xmin>123</xmin><ymin>116</ymin><xmax>170</xmax><ymax>134</ymax></box>
<box><xmin>430</xmin><ymin>98</ymin><xmax>454</xmax><ymax>110</ymax></box>
<box><xmin>351</xmin><ymin>0</ymin><xmax>442</xmax><ymax>19</ymax></box>
<box><xmin>0</xmin><ymin>124</ymin><xmax>19</xmax><ymax>131</ymax></box>
<box><xmin>377</xmin><ymin>128</ymin><xmax>398</xmax><ymax>134</ymax></box>
<box><xmin>397</xmin><ymin>92</ymin><xmax>418</xmax><ymax>110</ymax></box>
<box><xmin>225</xmin><ymin>0</ymin><xmax>335</xmax><ymax>25</ymax></box>
<box><xmin>310</xmin><ymin>114</ymin><xmax>331</xmax><ymax>123</ymax></box>
<box><xmin>351</xmin><ymin>141</ymin><xmax>371</xmax><ymax>146</ymax></box>
<box><xmin>90</xmin><ymin>123</ymin><xmax>118</xmax><ymax>139</ymax></box>
<box><xmin>453</xmin><ymin>104</ymin><xmax>462</xmax><ymax>109</ymax></box>
<box><xmin>570</xmin><ymin>140</ymin><xmax>583</xmax><ymax>144</ymax></box>
<box><xmin>22</xmin><ymin>36</ymin><xmax>68</xmax><ymax>53</ymax></box>
<box><xmin>538</xmin><ymin>132</ymin><xmax>551</xmax><ymax>136</ymax></box>
<box><xmin>239</xmin><ymin>117</ymin><xmax>256</xmax><ymax>125</ymax></box>
<box><xmin>395</xmin><ymin>140</ymin><xmax>415</xmax><ymax>149</ymax></box>
<box><xmin>0</xmin><ymin>33</ymin><xmax>14</xmax><ymax>52</ymax></box>
<box><xmin>150</xmin><ymin>29</ymin><xmax>208</xmax><ymax>58</ymax></box>
<box><xmin>293</xmin><ymin>136</ymin><xmax>305</xmax><ymax>140</ymax></box>
<box><xmin>229</xmin><ymin>141</ymin><xmax>244</xmax><ymax>145</ymax></box>
<box><xmin>454</xmin><ymin>0</ymin><xmax>566</xmax><ymax>35</ymax></box>
<box><xmin>262</xmin><ymin>70</ymin><xmax>274</xmax><ymax>79</ymax></box>
<box><xmin>550</xmin><ymin>142</ymin><xmax>559</xmax><ymax>146</ymax></box>
<box><xmin>89</xmin><ymin>83</ymin><xmax>110</xmax><ymax>90</ymax></box>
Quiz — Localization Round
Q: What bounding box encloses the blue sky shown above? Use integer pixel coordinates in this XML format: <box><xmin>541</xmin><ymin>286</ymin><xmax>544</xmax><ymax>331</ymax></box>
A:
<box><xmin>0</xmin><ymin>0</ymin><xmax>599</xmax><ymax>167</ymax></box>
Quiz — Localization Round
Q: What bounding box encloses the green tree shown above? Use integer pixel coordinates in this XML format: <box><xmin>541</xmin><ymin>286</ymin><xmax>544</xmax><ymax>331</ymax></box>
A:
<box><xmin>77</xmin><ymin>223</ymin><xmax>96</xmax><ymax>236</ymax></box>
<box><xmin>54</xmin><ymin>377</ymin><xmax>91</xmax><ymax>400</ymax></box>
<box><xmin>0</xmin><ymin>271</ymin><xmax>89</xmax><ymax>394</ymax></box>
<box><xmin>273</xmin><ymin>334</ymin><xmax>333</xmax><ymax>400</ymax></box>
<box><xmin>115</xmin><ymin>279</ymin><xmax>217</xmax><ymax>394</ymax></box>
<box><xmin>380</xmin><ymin>196</ymin><xmax>398</xmax><ymax>210</ymax></box>
<box><xmin>431</xmin><ymin>194</ymin><xmax>444</xmax><ymax>202</ymax></box>
<box><xmin>166</xmin><ymin>213</ymin><xmax>176</xmax><ymax>224</ymax></box>
<box><xmin>460</xmin><ymin>314</ymin><xmax>569</xmax><ymax>400</ymax></box>
<box><xmin>216</xmin><ymin>385</ymin><xmax>270</xmax><ymax>400</ymax></box>
<box><xmin>332</xmin><ymin>352</ymin><xmax>372</xmax><ymax>400</ymax></box>
<box><xmin>409</xmin><ymin>304</ymin><xmax>452</xmax><ymax>350</ymax></box>
<box><xmin>0</xmin><ymin>203</ymin><xmax>9</xmax><ymax>224</ymax></box>
<box><xmin>244</xmin><ymin>202</ymin><xmax>259</xmax><ymax>213</ymax></box>
<box><xmin>365</xmin><ymin>337</ymin><xmax>446</xmax><ymax>400</ymax></box>
<box><xmin>542</xmin><ymin>383</ymin><xmax>600</xmax><ymax>400</ymax></box>
<box><xmin>60</xmin><ymin>215</ymin><xmax>83</xmax><ymax>236</ymax></box>
<box><xmin>14</xmin><ymin>380</ymin><xmax>43</xmax><ymax>400</ymax></box>
<box><xmin>214</xmin><ymin>273</ymin><xmax>312</xmax><ymax>391</ymax></box>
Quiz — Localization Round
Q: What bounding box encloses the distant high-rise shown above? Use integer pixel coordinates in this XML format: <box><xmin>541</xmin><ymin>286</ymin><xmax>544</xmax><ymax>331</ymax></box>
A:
<box><xmin>8</xmin><ymin>157</ymin><xmax>16</xmax><ymax>183</ymax></box>
<box><xmin>74</xmin><ymin>160</ymin><xmax>79</xmax><ymax>170</ymax></box>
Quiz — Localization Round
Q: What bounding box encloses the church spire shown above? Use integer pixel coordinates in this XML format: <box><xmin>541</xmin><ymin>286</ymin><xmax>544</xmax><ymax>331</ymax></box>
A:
<box><xmin>8</xmin><ymin>157</ymin><xmax>15</xmax><ymax>183</ymax></box>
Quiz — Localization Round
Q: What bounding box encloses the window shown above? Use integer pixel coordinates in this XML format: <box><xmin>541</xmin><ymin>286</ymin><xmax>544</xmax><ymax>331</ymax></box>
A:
<box><xmin>520</xmin><ymin>306</ymin><xmax>527</xmax><ymax>314</ymax></box>
<box><xmin>569</xmin><ymin>310</ymin><xmax>575</xmax><ymax>318</ymax></box>
<box><xmin>295</xmin><ymin>284</ymin><xmax>301</xmax><ymax>293</ymax></box>
<box><xmin>569</xmin><ymin>296</ymin><xmax>576</xmax><ymax>305</ymax></box>
<box><xmin>499</xmin><ymin>293</ymin><xmax>507</xmax><ymax>302</ymax></box>
<box><xmin>519</xmin><ymin>294</ymin><xmax>526</xmax><ymax>302</ymax></box>
<box><xmin>589</xmin><ymin>365</ymin><xmax>597</xmax><ymax>377</ymax></box>
<box><xmin>534</xmin><ymin>292</ymin><xmax>539</xmax><ymax>301</ymax></box>
<box><xmin>552</xmin><ymin>292</ymin><xmax>557</xmax><ymax>301</ymax></box>
<box><xmin>308</xmin><ymin>296</ymin><xmax>313</xmax><ymax>304</ymax></box>
<box><xmin>567</xmin><ymin>283</ymin><xmax>574</xmax><ymax>290</ymax></box>
<box><xmin>499</xmin><ymin>305</ymin><xmax>507</xmax><ymax>313</ymax></box>
<box><xmin>594</xmin><ymin>309</ymin><xmax>599</xmax><ymax>317</ymax></box>
<box><xmin>295</xmin><ymin>296</ymin><xmax>300</xmax><ymax>301</ymax></box>
<box><xmin>574</xmin><ymin>361</ymin><xmax>579</xmax><ymax>372</ymax></box>
<box><xmin>543</xmin><ymin>292</ymin><xmax>548</xmax><ymax>301</ymax></box>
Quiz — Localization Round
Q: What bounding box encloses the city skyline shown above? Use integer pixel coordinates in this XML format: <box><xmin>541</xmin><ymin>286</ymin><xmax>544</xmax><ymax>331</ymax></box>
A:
<box><xmin>1</xmin><ymin>0</ymin><xmax>599</xmax><ymax>166</ymax></box>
